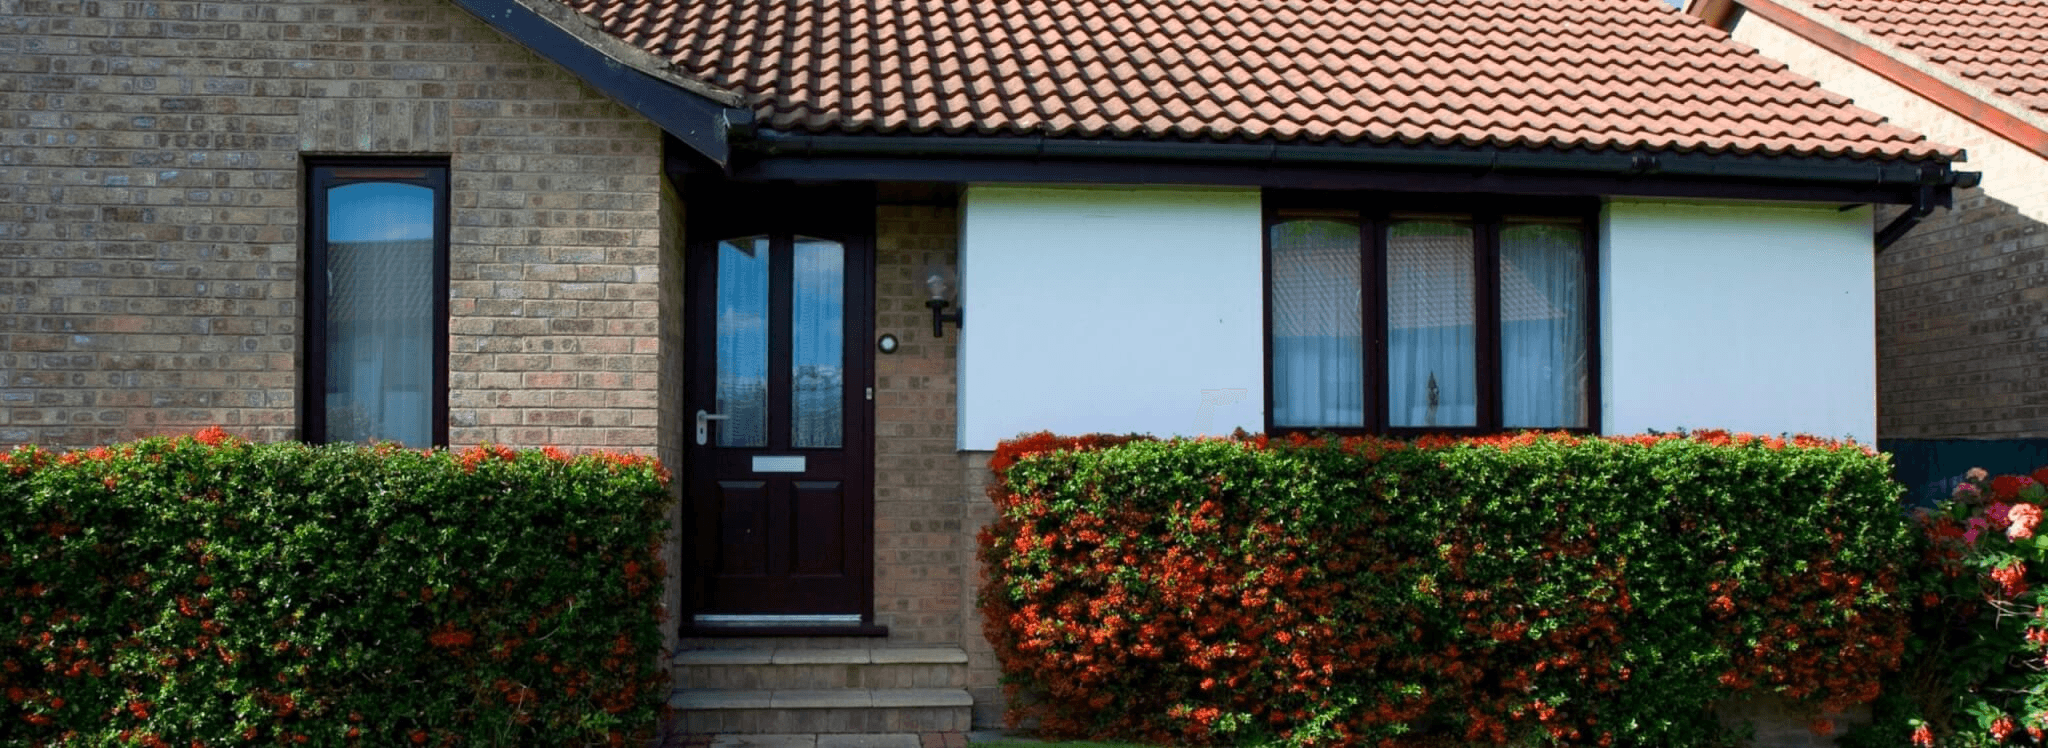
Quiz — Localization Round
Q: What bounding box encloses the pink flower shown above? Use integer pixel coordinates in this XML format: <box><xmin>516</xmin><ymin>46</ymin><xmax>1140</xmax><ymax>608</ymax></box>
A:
<box><xmin>1992</xmin><ymin>502</ymin><xmax>2014</xmax><ymax>526</ymax></box>
<box><xmin>2012</xmin><ymin>504</ymin><xmax>2043</xmax><ymax>541</ymax></box>
<box><xmin>1912</xmin><ymin>724</ymin><xmax>1934</xmax><ymax>747</ymax></box>
<box><xmin>1968</xmin><ymin>516</ymin><xmax>1990</xmax><ymax>545</ymax></box>
<box><xmin>1957</xmin><ymin>482</ymin><xmax>1983</xmax><ymax>498</ymax></box>
<box><xmin>1970</xmin><ymin>467</ymin><xmax>1992</xmax><ymax>481</ymax></box>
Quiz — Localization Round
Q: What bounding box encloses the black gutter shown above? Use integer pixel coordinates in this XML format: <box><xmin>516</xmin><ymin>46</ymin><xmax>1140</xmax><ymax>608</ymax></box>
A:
<box><xmin>747</xmin><ymin>130</ymin><xmax>1971</xmax><ymax>194</ymax></box>
<box><xmin>452</xmin><ymin>0</ymin><xmax>747</xmax><ymax>166</ymax></box>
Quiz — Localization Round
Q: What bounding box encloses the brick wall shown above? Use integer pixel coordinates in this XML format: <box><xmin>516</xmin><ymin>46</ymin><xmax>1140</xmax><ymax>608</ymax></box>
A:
<box><xmin>861</xmin><ymin>197</ymin><xmax>1012</xmax><ymax>727</ymax></box>
<box><xmin>1878</xmin><ymin>189</ymin><xmax>2048</xmax><ymax>438</ymax></box>
<box><xmin>870</xmin><ymin>201</ymin><xmax>969</xmax><ymax>644</ymax></box>
<box><xmin>0</xmin><ymin>0</ymin><xmax>670</xmax><ymax>451</ymax></box>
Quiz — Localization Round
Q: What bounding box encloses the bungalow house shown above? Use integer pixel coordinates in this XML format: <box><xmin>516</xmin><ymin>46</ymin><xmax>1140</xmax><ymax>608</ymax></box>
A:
<box><xmin>0</xmin><ymin>0</ymin><xmax>1970</xmax><ymax>739</ymax></box>
<box><xmin>1684</xmin><ymin>0</ymin><xmax>2048</xmax><ymax>498</ymax></box>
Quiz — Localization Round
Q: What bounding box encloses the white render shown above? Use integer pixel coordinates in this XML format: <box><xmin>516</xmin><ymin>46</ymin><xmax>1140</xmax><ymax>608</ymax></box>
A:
<box><xmin>956</xmin><ymin>184</ymin><xmax>1266</xmax><ymax>450</ymax></box>
<box><xmin>1601</xmin><ymin>199</ymin><xmax>1878</xmax><ymax>443</ymax></box>
<box><xmin>955</xmin><ymin>186</ymin><xmax>1880</xmax><ymax>448</ymax></box>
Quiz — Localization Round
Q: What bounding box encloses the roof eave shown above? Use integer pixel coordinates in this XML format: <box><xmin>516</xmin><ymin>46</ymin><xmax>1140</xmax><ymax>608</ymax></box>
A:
<box><xmin>718</xmin><ymin>130</ymin><xmax>1972</xmax><ymax>206</ymax></box>
<box><xmin>452</xmin><ymin>0</ymin><xmax>749</xmax><ymax>166</ymax></box>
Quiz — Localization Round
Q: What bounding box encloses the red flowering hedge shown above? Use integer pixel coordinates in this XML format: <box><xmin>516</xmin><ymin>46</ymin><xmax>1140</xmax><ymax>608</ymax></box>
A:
<box><xmin>0</xmin><ymin>429</ymin><xmax>669</xmax><ymax>747</ymax></box>
<box><xmin>980</xmin><ymin>431</ymin><xmax>1913</xmax><ymax>747</ymax></box>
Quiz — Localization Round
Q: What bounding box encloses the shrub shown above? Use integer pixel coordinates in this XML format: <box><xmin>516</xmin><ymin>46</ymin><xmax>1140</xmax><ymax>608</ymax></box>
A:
<box><xmin>979</xmin><ymin>431</ymin><xmax>1913</xmax><ymax>748</ymax></box>
<box><xmin>1847</xmin><ymin>467</ymin><xmax>2048</xmax><ymax>747</ymax></box>
<box><xmin>0</xmin><ymin>429</ymin><xmax>670</xmax><ymax>747</ymax></box>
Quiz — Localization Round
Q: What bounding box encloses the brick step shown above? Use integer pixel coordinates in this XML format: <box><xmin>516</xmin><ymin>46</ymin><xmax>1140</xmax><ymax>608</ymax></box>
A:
<box><xmin>670</xmin><ymin>688</ymin><xmax>973</xmax><ymax>733</ymax></box>
<box><xmin>674</xmin><ymin>647</ymin><xmax>968</xmax><ymax>690</ymax></box>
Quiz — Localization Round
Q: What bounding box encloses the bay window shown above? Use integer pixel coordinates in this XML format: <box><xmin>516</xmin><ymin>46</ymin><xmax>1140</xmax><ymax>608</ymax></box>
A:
<box><xmin>1265</xmin><ymin>194</ymin><xmax>1597</xmax><ymax>434</ymax></box>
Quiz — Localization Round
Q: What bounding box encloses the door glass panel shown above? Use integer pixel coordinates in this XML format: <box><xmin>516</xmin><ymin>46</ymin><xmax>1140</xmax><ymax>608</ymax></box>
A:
<box><xmin>1386</xmin><ymin>219</ymin><xmax>1477</xmax><ymax>428</ymax></box>
<box><xmin>716</xmin><ymin>236</ymin><xmax>770</xmax><ymax>447</ymax></box>
<box><xmin>792</xmin><ymin>236</ymin><xmax>845</xmax><ymax>448</ymax></box>
<box><xmin>324</xmin><ymin>181</ymin><xmax>435</xmax><ymax>447</ymax></box>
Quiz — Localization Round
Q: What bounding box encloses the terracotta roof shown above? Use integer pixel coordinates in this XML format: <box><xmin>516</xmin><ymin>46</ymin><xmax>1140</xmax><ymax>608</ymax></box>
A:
<box><xmin>1806</xmin><ymin>0</ymin><xmax>2048</xmax><ymax>117</ymax></box>
<box><xmin>559</xmin><ymin>0</ymin><xmax>1953</xmax><ymax>161</ymax></box>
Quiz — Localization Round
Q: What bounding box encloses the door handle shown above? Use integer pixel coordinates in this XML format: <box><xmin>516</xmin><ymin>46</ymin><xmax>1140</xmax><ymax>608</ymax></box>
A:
<box><xmin>695</xmin><ymin>409</ymin><xmax>730</xmax><ymax>446</ymax></box>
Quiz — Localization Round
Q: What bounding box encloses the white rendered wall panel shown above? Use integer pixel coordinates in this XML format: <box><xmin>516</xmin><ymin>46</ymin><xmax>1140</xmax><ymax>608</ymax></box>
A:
<box><xmin>1601</xmin><ymin>200</ymin><xmax>1878</xmax><ymax>443</ymax></box>
<box><xmin>957</xmin><ymin>185</ymin><xmax>1265</xmax><ymax>450</ymax></box>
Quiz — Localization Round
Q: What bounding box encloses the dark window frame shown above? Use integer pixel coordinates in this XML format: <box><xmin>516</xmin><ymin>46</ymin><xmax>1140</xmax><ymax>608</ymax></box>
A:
<box><xmin>302</xmin><ymin>157</ymin><xmax>452</xmax><ymax>447</ymax></box>
<box><xmin>1261</xmin><ymin>191</ymin><xmax>1602</xmax><ymax>437</ymax></box>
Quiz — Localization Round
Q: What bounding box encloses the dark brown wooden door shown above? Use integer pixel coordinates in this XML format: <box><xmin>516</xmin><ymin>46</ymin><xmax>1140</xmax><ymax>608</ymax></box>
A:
<box><xmin>684</xmin><ymin>184</ymin><xmax>874</xmax><ymax>626</ymax></box>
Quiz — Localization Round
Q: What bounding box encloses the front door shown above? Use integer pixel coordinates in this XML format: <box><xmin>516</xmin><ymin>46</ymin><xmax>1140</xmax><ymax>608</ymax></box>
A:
<box><xmin>683</xmin><ymin>183</ymin><xmax>874</xmax><ymax>628</ymax></box>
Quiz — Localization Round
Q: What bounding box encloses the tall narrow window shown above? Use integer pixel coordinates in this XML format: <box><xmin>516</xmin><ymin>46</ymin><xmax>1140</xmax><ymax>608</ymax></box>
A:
<box><xmin>1270</xmin><ymin>214</ymin><xmax>1365</xmax><ymax>428</ymax></box>
<box><xmin>1499</xmin><ymin>219</ymin><xmax>1590</xmax><ymax>429</ymax></box>
<box><xmin>306</xmin><ymin>161</ymin><xmax>449</xmax><ymax>447</ymax></box>
<box><xmin>1386</xmin><ymin>218</ymin><xmax>1477</xmax><ymax>428</ymax></box>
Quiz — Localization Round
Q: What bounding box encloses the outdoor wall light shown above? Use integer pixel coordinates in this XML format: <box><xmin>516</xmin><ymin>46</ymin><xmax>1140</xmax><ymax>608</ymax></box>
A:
<box><xmin>923</xmin><ymin>264</ymin><xmax>963</xmax><ymax>338</ymax></box>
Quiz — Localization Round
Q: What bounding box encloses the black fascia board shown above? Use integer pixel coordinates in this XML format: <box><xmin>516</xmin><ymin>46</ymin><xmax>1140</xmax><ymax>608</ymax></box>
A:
<box><xmin>452</xmin><ymin>0</ymin><xmax>739</xmax><ymax>165</ymax></box>
<box><xmin>725</xmin><ymin>130</ymin><xmax>1972</xmax><ymax>205</ymax></box>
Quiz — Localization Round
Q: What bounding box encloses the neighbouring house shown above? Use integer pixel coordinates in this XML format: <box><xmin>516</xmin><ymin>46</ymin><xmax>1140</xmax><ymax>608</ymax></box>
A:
<box><xmin>1686</xmin><ymin>0</ymin><xmax>2048</xmax><ymax>500</ymax></box>
<box><xmin>0</xmin><ymin>0</ymin><xmax>1971</xmax><ymax>739</ymax></box>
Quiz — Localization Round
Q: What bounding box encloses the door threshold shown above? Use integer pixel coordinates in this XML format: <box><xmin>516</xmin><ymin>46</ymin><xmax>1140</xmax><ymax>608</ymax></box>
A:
<box><xmin>685</xmin><ymin>614</ymin><xmax>888</xmax><ymax>638</ymax></box>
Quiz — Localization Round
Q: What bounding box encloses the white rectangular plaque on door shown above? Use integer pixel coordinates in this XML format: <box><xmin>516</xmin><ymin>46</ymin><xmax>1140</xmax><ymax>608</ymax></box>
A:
<box><xmin>751</xmin><ymin>456</ymin><xmax>806</xmax><ymax>473</ymax></box>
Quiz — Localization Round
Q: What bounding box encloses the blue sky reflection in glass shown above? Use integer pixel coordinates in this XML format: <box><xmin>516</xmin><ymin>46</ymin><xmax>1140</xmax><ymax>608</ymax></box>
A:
<box><xmin>328</xmin><ymin>182</ymin><xmax>432</xmax><ymax>243</ymax></box>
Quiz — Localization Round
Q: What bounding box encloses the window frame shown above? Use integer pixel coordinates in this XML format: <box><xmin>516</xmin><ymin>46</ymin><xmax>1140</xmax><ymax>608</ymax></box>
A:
<box><xmin>302</xmin><ymin>157</ymin><xmax>452</xmax><ymax>447</ymax></box>
<box><xmin>1261</xmin><ymin>191</ymin><xmax>1602</xmax><ymax>437</ymax></box>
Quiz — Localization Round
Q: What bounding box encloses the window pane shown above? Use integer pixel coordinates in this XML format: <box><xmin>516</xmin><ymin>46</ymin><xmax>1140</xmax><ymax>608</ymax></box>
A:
<box><xmin>324</xmin><ymin>181</ymin><xmax>435</xmax><ymax>447</ymax></box>
<box><xmin>1500</xmin><ymin>222</ymin><xmax>1589</xmax><ymax>428</ymax></box>
<box><xmin>1270</xmin><ymin>218</ymin><xmax>1365</xmax><ymax>427</ymax></box>
<box><xmin>792</xmin><ymin>236</ymin><xmax>844</xmax><ymax>448</ymax></box>
<box><xmin>1386</xmin><ymin>220</ymin><xmax>1476</xmax><ymax>428</ymax></box>
<box><xmin>716</xmin><ymin>236</ymin><xmax>770</xmax><ymax>448</ymax></box>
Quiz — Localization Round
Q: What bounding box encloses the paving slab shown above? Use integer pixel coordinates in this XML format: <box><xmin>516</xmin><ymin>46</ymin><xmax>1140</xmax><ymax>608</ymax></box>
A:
<box><xmin>710</xmin><ymin>735</ymin><xmax>818</xmax><ymax>748</ymax></box>
<box><xmin>964</xmin><ymin>731</ymin><xmax>1028</xmax><ymax>744</ymax></box>
<box><xmin>817</xmin><ymin>735</ymin><xmax>920</xmax><ymax>748</ymax></box>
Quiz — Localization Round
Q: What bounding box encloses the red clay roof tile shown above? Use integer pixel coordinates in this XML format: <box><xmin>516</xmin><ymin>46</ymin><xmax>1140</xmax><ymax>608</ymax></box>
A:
<box><xmin>1807</xmin><ymin>0</ymin><xmax>2048</xmax><ymax>117</ymax></box>
<box><xmin>562</xmin><ymin>0</ymin><xmax>1955</xmax><ymax>160</ymax></box>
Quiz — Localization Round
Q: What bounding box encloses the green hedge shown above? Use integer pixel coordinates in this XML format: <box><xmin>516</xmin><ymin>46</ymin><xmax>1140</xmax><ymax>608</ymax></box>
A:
<box><xmin>979</xmin><ymin>431</ymin><xmax>1914</xmax><ymax>747</ymax></box>
<box><xmin>0</xmin><ymin>429</ymin><xmax>669</xmax><ymax>747</ymax></box>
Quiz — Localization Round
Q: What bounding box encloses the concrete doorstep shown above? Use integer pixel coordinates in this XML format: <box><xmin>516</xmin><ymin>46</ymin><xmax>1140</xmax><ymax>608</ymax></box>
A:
<box><xmin>660</xmin><ymin>733</ymin><xmax>972</xmax><ymax>748</ymax></box>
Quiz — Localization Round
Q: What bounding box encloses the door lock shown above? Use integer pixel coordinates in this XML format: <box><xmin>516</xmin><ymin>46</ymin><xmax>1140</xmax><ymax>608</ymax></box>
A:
<box><xmin>695</xmin><ymin>409</ymin><xmax>730</xmax><ymax>446</ymax></box>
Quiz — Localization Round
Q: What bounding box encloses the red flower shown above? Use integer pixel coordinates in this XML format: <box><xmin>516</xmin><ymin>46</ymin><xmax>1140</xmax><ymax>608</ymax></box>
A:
<box><xmin>1912</xmin><ymin>725</ymin><xmax>1934</xmax><ymax>747</ymax></box>
<box><xmin>193</xmin><ymin>426</ymin><xmax>230</xmax><ymax>446</ymax></box>
<box><xmin>1993</xmin><ymin>562</ymin><xmax>2030</xmax><ymax>598</ymax></box>
<box><xmin>1994</xmin><ymin>714</ymin><xmax>2018</xmax><ymax>742</ymax></box>
<box><xmin>1995</xmin><ymin>476</ymin><xmax>2029</xmax><ymax>500</ymax></box>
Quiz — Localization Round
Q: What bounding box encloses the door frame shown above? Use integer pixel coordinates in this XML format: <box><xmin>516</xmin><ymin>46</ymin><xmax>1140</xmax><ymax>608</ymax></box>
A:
<box><xmin>678</xmin><ymin>178</ymin><xmax>882</xmax><ymax>636</ymax></box>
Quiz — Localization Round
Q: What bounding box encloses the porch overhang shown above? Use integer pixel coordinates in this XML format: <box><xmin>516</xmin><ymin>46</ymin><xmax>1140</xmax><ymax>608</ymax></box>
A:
<box><xmin>453</xmin><ymin>0</ymin><xmax>751</xmax><ymax>167</ymax></box>
<box><xmin>675</xmin><ymin>131</ymin><xmax>1978</xmax><ymax>208</ymax></box>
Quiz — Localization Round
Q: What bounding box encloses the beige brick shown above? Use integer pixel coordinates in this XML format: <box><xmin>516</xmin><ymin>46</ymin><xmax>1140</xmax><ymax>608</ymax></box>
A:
<box><xmin>0</xmin><ymin>0</ymin><xmax>667</xmax><ymax>451</ymax></box>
